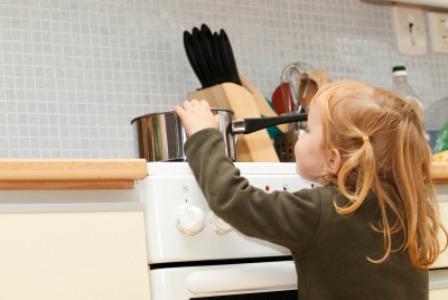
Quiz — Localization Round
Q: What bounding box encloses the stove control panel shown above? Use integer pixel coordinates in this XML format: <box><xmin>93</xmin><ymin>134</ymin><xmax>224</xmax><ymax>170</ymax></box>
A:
<box><xmin>141</xmin><ymin>162</ymin><xmax>316</xmax><ymax>263</ymax></box>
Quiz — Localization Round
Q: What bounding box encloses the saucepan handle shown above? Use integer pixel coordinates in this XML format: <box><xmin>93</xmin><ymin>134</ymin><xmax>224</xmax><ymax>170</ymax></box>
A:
<box><xmin>230</xmin><ymin>112</ymin><xmax>307</xmax><ymax>135</ymax></box>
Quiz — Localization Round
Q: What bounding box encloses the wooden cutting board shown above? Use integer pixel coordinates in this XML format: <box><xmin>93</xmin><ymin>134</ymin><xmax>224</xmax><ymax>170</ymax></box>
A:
<box><xmin>188</xmin><ymin>82</ymin><xmax>279</xmax><ymax>162</ymax></box>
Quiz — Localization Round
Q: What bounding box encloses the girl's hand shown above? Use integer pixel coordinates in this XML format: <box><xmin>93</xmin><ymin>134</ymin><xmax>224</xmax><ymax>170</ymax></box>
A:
<box><xmin>174</xmin><ymin>100</ymin><xmax>219</xmax><ymax>136</ymax></box>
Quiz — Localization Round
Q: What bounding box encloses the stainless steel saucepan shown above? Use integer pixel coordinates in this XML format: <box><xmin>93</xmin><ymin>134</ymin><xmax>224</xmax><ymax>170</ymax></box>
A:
<box><xmin>131</xmin><ymin>110</ymin><xmax>307</xmax><ymax>162</ymax></box>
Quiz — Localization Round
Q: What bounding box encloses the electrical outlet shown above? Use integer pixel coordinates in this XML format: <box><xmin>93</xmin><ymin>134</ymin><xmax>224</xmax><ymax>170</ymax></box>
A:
<box><xmin>428</xmin><ymin>12</ymin><xmax>448</xmax><ymax>53</ymax></box>
<box><xmin>392</xmin><ymin>6</ymin><xmax>427</xmax><ymax>56</ymax></box>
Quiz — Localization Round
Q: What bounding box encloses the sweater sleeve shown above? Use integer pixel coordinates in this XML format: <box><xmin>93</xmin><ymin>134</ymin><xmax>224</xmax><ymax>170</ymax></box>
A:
<box><xmin>184</xmin><ymin>128</ymin><xmax>322</xmax><ymax>252</ymax></box>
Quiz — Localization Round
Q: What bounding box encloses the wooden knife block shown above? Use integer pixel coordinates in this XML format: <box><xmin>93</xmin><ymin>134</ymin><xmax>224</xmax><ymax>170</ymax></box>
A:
<box><xmin>187</xmin><ymin>83</ymin><xmax>279</xmax><ymax>162</ymax></box>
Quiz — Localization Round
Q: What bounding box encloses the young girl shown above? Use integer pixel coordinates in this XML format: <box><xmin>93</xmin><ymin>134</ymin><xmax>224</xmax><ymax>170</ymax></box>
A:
<box><xmin>174</xmin><ymin>80</ymin><xmax>446</xmax><ymax>300</ymax></box>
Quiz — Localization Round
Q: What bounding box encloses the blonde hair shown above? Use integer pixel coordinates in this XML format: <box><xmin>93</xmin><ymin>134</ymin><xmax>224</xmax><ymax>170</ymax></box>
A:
<box><xmin>313</xmin><ymin>80</ymin><xmax>447</xmax><ymax>268</ymax></box>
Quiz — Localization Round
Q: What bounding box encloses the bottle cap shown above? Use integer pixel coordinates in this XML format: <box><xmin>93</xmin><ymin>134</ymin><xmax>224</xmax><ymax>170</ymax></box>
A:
<box><xmin>392</xmin><ymin>65</ymin><xmax>407</xmax><ymax>76</ymax></box>
<box><xmin>392</xmin><ymin>65</ymin><xmax>406</xmax><ymax>72</ymax></box>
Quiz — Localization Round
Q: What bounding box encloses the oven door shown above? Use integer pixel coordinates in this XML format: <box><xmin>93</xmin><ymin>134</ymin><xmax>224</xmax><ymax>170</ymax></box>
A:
<box><xmin>149</xmin><ymin>261</ymin><xmax>448</xmax><ymax>299</ymax></box>
<box><xmin>149</xmin><ymin>261</ymin><xmax>298</xmax><ymax>299</ymax></box>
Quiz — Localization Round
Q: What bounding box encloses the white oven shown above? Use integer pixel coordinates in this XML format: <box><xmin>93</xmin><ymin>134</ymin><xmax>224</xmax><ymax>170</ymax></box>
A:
<box><xmin>138</xmin><ymin>162</ymin><xmax>448</xmax><ymax>299</ymax></box>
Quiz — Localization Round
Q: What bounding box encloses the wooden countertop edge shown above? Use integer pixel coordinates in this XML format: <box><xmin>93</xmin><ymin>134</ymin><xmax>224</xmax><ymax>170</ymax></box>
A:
<box><xmin>0</xmin><ymin>159</ymin><xmax>148</xmax><ymax>182</ymax></box>
<box><xmin>0</xmin><ymin>180</ymin><xmax>135</xmax><ymax>190</ymax></box>
<box><xmin>0</xmin><ymin>160</ymin><xmax>447</xmax><ymax>186</ymax></box>
<box><xmin>431</xmin><ymin>162</ymin><xmax>448</xmax><ymax>184</ymax></box>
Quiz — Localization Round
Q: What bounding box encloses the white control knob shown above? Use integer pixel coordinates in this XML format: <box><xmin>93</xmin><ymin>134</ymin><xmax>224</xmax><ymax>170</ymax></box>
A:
<box><xmin>213</xmin><ymin>214</ymin><xmax>233</xmax><ymax>235</ymax></box>
<box><xmin>176</xmin><ymin>205</ymin><xmax>205</xmax><ymax>235</ymax></box>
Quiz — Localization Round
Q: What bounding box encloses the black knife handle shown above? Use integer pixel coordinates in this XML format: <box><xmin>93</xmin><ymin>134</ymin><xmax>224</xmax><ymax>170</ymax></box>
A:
<box><xmin>220</xmin><ymin>29</ymin><xmax>241</xmax><ymax>85</ymax></box>
<box><xmin>184</xmin><ymin>31</ymin><xmax>207</xmax><ymax>88</ymax></box>
<box><xmin>192</xmin><ymin>27</ymin><xmax>215</xmax><ymax>87</ymax></box>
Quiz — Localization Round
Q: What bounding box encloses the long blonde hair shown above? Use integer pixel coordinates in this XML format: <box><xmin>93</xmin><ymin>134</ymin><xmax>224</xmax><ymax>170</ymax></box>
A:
<box><xmin>314</xmin><ymin>80</ymin><xmax>447</xmax><ymax>268</ymax></box>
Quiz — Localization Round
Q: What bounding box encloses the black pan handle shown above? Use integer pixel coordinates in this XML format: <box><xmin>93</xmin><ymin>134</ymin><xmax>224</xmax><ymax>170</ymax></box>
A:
<box><xmin>231</xmin><ymin>113</ymin><xmax>308</xmax><ymax>134</ymax></box>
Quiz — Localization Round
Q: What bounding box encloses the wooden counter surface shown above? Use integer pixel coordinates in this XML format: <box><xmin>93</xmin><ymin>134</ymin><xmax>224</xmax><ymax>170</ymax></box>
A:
<box><xmin>431</xmin><ymin>162</ymin><xmax>448</xmax><ymax>184</ymax></box>
<box><xmin>0</xmin><ymin>159</ymin><xmax>148</xmax><ymax>190</ymax></box>
<box><xmin>0</xmin><ymin>160</ymin><xmax>446</xmax><ymax>189</ymax></box>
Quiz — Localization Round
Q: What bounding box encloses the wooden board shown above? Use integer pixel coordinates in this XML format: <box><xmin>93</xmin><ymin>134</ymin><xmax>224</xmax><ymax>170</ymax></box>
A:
<box><xmin>188</xmin><ymin>83</ymin><xmax>279</xmax><ymax>162</ymax></box>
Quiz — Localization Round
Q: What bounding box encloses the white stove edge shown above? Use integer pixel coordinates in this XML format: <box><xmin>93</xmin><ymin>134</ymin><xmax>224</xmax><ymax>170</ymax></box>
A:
<box><xmin>147</xmin><ymin>162</ymin><xmax>300</xmax><ymax>176</ymax></box>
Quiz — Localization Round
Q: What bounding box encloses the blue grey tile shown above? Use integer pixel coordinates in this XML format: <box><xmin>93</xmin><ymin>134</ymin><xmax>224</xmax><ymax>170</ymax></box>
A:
<box><xmin>0</xmin><ymin>0</ymin><xmax>447</xmax><ymax>158</ymax></box>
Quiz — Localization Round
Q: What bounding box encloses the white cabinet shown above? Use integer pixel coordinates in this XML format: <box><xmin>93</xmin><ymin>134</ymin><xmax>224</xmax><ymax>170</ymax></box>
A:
<box><xmin>432</xmin><ymin>201</ymin><xmax>448</xmax><ymax>269</ymax></box>
<box><xmin>430</xmin><ymin>290</ymin><xmax>448</xmax><ymax>300</ymax></box>
<box><xmin>0</xmin><ymin>202</ymin><xmax>150</xmax><ymax>300</ymax></box>
<box><xmin>430</xmin><ymin>192</ymin><xmax>448</xmax><ymax>299</ymax></box>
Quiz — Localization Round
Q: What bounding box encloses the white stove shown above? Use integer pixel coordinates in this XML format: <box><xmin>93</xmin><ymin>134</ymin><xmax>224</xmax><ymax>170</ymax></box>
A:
<box><xmin>137</xmin><ymin>162</ymin><xmax>313</xmax><ymax>299</ymax></box>
<box><xmin>137</xmin><ymin>162</ymin><xmax>448</xmax><ymax>300</ymax></box>
<box><xmin>139</xmin><ymin>162</ymin><xmax>315</xmax><ymax>264</ymax></box>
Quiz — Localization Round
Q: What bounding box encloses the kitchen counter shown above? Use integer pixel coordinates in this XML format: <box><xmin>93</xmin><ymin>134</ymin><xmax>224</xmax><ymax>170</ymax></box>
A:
<box><xmin>0</xmin><ymin>159</ymin><xmax>148</xmax><ymax>189</ymax></box>
<box><xmin>431</xmin><ymin>162</ymin><xmax>448</xmax><ymax>184</ymax></box>
<box><xmin>0</xmin><ymin>160</ymin><xmax>446</xmax><ymax>189</ymax></box>
<box><xmin>0</xmin><ymin>159</ymin><xmax>151</xmax><ymax>299</ymax></box>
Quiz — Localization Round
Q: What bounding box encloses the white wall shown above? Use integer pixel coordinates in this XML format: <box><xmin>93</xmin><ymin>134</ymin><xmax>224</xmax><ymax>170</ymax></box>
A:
<box><xmin>0</xmin><ymin>0</ymin><xmax>447</xmax><ymax>158</ymax></box>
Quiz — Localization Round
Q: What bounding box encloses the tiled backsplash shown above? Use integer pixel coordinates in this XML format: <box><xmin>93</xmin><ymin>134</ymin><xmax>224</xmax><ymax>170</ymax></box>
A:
<box><xmin>1</xmin><ymin>0</ymin><xmax>447</xmax><ymax>158</ymax></box>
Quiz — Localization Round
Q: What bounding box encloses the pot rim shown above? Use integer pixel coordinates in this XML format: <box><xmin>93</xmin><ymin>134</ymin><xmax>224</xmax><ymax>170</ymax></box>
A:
<box><xmin>130</xmin><ymin>108</ymin><xmax>234</xmax><ymax>124</ymax></box>
<box><xmin>130</xmin><ymin>111</ymin><xmax>177</xmax><ymax>124</ymax></box>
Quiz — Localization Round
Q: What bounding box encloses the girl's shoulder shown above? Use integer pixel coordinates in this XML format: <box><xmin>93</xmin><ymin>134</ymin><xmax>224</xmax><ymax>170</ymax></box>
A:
<box><xmin>293</xmin><ymin>185</ymin><xmax>340</xmax><ymax>205</ymax></box>
<box><xmin>311</xmin><ymin>184</ymin><xmax>339</xmax><ymax>199</ymax></box>
<box><xmin>311</xmin><ymin>185</ymin><xmax>380</xmax><ymax>217</ymax></box>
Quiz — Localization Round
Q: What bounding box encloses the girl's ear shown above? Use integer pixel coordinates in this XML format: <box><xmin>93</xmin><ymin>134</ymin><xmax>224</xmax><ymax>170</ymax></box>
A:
<box><xmin>326</xmin><ymin>148</ymin><xmax>341</xmax><ymax>175</ymax></box>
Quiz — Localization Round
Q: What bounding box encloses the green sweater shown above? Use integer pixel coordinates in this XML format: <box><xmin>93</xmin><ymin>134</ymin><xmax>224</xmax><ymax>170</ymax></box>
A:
<box><xmin>185</xmin><ymin>128</ymin><xmax>428</xmax><ymax>300</ymax></box>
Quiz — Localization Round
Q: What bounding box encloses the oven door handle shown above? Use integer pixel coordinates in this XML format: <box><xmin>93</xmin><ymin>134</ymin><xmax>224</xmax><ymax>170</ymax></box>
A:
<box><xmin>185</xmin><ymin>261</ymin><xmax>297</xmax><ymax>295</ymax></box>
